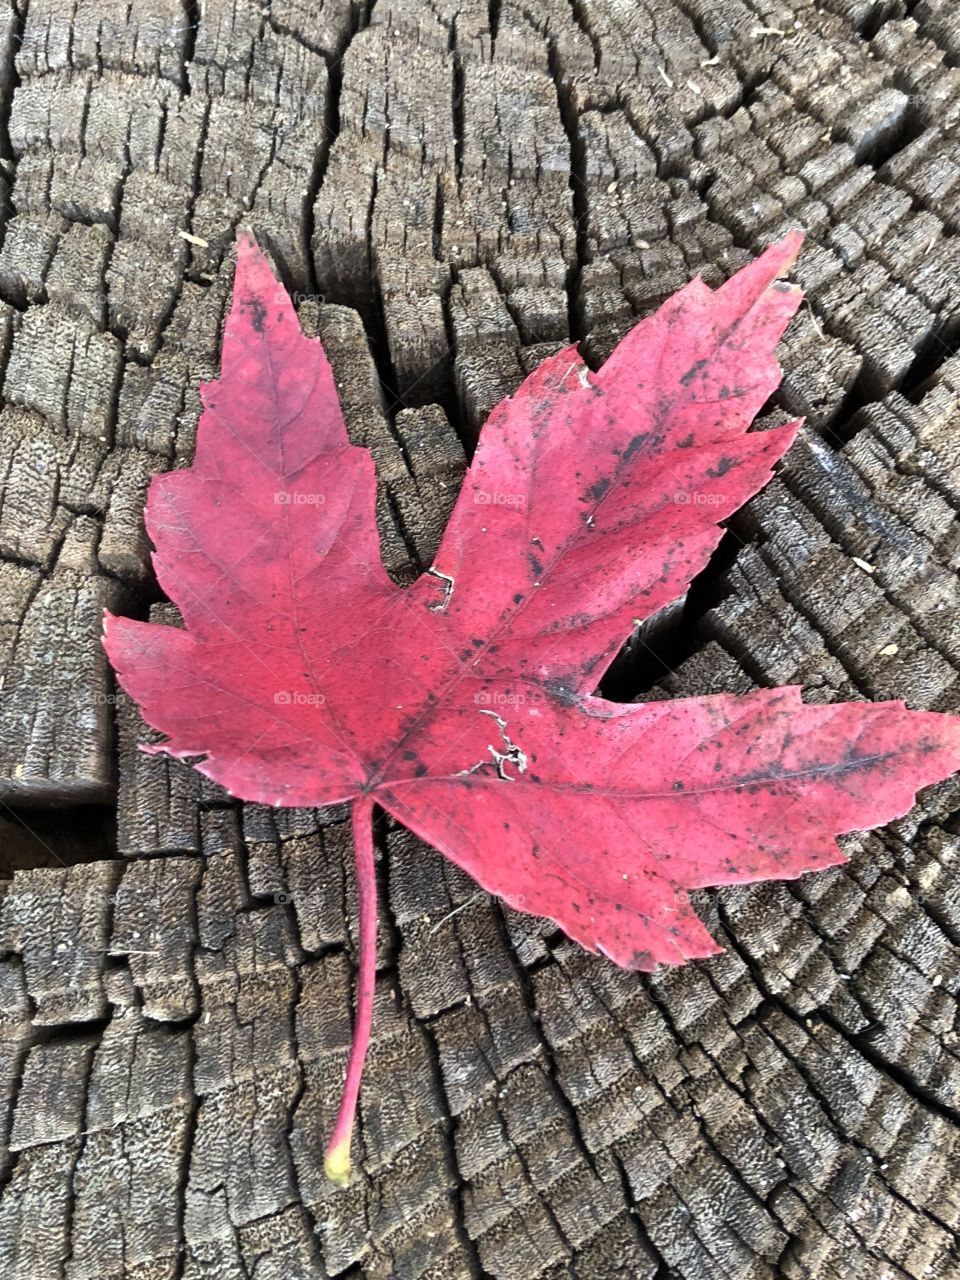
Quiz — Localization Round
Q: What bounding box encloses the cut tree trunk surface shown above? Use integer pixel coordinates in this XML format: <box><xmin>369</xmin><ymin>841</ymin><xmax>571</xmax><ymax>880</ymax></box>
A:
<box><xmin>1</xmin><ymin>1</ymin><xmax>959</xmax><ymax>1277</ymax></box>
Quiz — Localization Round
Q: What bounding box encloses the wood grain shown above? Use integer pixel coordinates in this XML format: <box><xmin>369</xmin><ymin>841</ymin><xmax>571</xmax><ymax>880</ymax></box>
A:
<box><xmin>0</xmin><ymin>2</ymin><xmax>959</xmax><ymax>1277</ymax></box>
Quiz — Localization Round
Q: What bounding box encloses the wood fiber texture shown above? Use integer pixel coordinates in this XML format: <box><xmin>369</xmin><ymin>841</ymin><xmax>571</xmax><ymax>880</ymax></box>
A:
<box><xmin>1</xmin><ymin>2</ymin><xmax>960</xmax><ymax>1278</ymax></box>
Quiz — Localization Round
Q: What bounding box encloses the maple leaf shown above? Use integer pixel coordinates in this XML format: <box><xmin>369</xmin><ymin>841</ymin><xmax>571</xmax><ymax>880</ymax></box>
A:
<box><xmin>104</xmin><ymin>231</ymin><xmax>960</xmax><ymax>1184</ymax></box>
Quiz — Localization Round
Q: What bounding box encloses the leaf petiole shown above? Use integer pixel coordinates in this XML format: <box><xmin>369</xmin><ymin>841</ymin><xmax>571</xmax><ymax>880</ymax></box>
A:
<box><xmin>323</xmin><ymin>794</ymin><xmax>377</xmax><ymax>1185</ymax></box>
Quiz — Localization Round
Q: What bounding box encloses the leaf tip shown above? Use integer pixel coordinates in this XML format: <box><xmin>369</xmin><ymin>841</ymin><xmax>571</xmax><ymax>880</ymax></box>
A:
<box><xmin>235</xmin><ymin>223</ymin><xmax>258</xmax><ymax>252</ymax></box>
<box><xmin>324</xmin><ymin>1137</ymin><xmax>352</xmax><ymax>1187</ymax></box>
<box><xmin>766</xmin><ymin>227</ymin><xmax>805</xmax><ymax>281</ymax></box>
<box><xmin>234</xmin><ymin>225</ymin><xmax>270</xmax><ymax>282</ymax></box>
<box><xmin>777</xmin><ymin>416</ymin><xmax>806</xmax><ymax>451</ymax></box>
<box><xmin>101</xmin><ymin>609</ymin><xmax>123</xmax><ymax>655</ymax></box>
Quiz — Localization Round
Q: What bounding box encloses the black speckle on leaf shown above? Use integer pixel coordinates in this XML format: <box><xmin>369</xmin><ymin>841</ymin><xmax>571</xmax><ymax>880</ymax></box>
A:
<box><xmin>622</xmin><ymin>433</ymin><xmax>649</xmax><ymax>462</ymax></box>
<box><xmin>246</xmin><ymin>296</ymin><xmax>267</xmax><ymax>333</ymax></box>
<box><xmin>680</xmin><ymin>357</ymin><xmax>708</xmax><ymax>386</ymax></box>
<box><xmin>706</xmin><ymin>456</ymin><xmax>736</xmax><ymax>478</ymax></box>
<box><xmin>543</xmin><ymin>677</ymin><xmax>579</xmax><ymax>706</ymax></box>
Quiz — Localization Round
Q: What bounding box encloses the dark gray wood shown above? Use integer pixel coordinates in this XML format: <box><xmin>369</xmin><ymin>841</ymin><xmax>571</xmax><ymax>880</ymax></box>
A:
<box><xmin>1</xmin><ymin>1</ymin><xmax>959</xmax><ymax>1276</ymax></box>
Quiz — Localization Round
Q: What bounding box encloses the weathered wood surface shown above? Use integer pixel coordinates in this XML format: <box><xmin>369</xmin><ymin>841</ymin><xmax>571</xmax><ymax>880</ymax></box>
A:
<box><xmin>1</xmin><ymin>1</ymin><xmax>960</xmax><ymax>1276</ymax></box>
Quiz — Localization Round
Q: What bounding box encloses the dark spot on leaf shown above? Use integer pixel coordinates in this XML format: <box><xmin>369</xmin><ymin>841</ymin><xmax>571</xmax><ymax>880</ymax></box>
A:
<box><xmin>622</xmin><ymin>433</ymin><xmax>649</xmax><ymax>462</ymax></box>
<box><xmin>415</xmin><ymin>764</ymin><xmax>428</xmax><ymax>777</ymax></box>
<box><xmin>543</xmin><ymin>677</ymin><xmax>578</xmax><ymax>706</ymax></box>
<box><xmin>402</xmin><ymin>750</ymin><xmax>417</xmax><ymax>761</ymax></box>
<box><xmin>680</xmin><ymin>357</ymin><xmax>707</xmax><ymax>386</ymax></box>
<box><xmin>706</xmin><ymin>456</ymin><xmax>736</xmax><ymax>478</ymax></box>
<box><xmin>246</xmin><ymin>296</ymin><xmax>267</xmax><ymax>333</ymax></box>
<box><xmin>513</xmin><ymin>592</ymin><xmax>524</xmax><ymax>604</ymax></box>
<box><xmin>586</xmin><ymin>475</ymin><xmax>611</xmax><ymax>502</ymax></box>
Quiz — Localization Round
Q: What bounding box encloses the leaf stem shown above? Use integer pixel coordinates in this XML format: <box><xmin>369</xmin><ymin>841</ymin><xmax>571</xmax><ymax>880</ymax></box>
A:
<box><xmin>323</xmin><ymin>794</ymin><xmax>377</xmax><ymax>1185</ymax></box>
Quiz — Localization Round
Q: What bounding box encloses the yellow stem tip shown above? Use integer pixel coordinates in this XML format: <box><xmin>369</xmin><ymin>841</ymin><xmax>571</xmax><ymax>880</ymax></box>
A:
<box><xmin>324</xmin><ymin>1138</ymin><xmax>352</xmax><ymax>1187</ymax></box>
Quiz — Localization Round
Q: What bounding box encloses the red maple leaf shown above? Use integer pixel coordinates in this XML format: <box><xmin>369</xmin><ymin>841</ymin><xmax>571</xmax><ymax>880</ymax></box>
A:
<box><xmin>104</xmin><ymin>232</ymin><xmax>960</xmax><ymax>1183</ymax></box>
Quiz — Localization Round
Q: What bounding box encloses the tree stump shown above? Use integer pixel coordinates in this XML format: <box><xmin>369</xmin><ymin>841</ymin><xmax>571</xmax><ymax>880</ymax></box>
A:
<box><xmin>1</xmin><ymin>2</ymin><xmax>960</xmax><ymax>1277</ymax></box>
